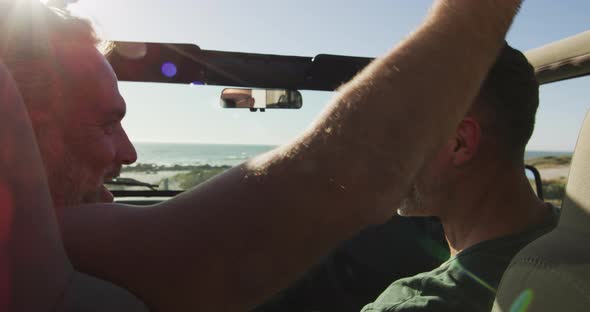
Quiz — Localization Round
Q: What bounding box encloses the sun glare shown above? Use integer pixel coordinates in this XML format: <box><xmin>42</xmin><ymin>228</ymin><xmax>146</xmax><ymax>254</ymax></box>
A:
<box><xmin>39</xmin><ymin>0</ymin><xmax>78</xmax><ymax>7</ymax></box>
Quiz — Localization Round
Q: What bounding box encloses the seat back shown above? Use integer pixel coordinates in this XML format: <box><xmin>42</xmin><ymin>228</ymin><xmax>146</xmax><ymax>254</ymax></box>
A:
<box><xmin>492</xmin><ymin>111</ymin><xmax>590</xmax><ymax>311</ymax></box>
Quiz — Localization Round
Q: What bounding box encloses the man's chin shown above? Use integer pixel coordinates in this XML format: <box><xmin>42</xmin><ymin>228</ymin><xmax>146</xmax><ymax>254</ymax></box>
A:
<box><xmin>99</xmin><ymin>185</ymin><xmax>115</xmax><ymax>203</ymax></box>
<box><xmin>82</xmin><ymin>185</ymin><xmax>114</xmax><ymax>204</ymax></box>
<box><xmin>397</xmin><ymin>198</ymin><xmax>416</xmax><ymax>217</ymax></box>
<box><xmin>397</xmin><ymin>206</ymin><xmax>416</xmax><ymax>217</ymax></box>
<box><xmin>397</xmin><ymin>201</ymin><xmax>430</xmax><ymax>217</ymax></box>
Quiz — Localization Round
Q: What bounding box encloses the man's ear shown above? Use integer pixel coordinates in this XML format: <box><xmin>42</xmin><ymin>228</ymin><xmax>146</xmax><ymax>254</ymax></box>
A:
<box><xmin>451</xmin><ymin>117</ymin><xmax>481</xmax><ymax>166</ymax></box>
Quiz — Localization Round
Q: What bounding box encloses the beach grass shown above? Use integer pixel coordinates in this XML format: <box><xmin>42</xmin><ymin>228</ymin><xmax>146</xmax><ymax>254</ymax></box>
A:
<box><xmin>167</xmin><ymin>166</ymin><xmax>231</xmax><ymax>189</ymax></box>
<box><xmin>525</xmin><ymin>156</ymin><xmax>572</xmax><ymax>168</ymax></box>
<box><xmin>119</xmin><ymin>157</ymin><xmax>571</xmax><ymax>207</ymax></box>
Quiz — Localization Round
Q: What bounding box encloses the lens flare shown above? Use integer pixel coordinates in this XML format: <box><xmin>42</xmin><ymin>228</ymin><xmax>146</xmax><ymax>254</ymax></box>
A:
<box><xmin>161</xmin><ymin>62</ymin><xmax>177</xmax><ymax>78</ymax></box>
<box><xmin>509</xmin><ymin>289</ymin><xmax>534</xmax><ymax>312</ymax></box>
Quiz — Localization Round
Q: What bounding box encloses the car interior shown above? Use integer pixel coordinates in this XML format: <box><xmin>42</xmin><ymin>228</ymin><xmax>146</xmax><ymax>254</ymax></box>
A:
<box><xmin>100</xmin><ymin>29</ymin><xmax>589</xmax><ymax>311</ymax></box>
<box><xmin>2</xmin><ymin>2</ymin><xmax>588</xmax><ymax>311</ymax></box>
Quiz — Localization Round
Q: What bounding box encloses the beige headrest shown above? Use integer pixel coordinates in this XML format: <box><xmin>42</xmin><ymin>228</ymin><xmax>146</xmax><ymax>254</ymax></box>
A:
<box><xmin>559</xmin><ymin>111</ymin><xmax>590</xmax><ymax>232</ymax></box>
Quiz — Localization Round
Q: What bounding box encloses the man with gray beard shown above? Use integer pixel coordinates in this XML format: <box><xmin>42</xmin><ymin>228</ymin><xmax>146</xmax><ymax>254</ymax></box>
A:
<box><xmin>362</xmin><ymin>45</ymin><xmax>558</xmax><ymax>312</ymax></box>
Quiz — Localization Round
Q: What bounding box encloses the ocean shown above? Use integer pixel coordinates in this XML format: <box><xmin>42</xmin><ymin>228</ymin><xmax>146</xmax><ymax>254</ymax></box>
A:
<box><xmin>132</xmin><ymin>142</ymin><xmax>573</xmax><ymax>167</ymax></box>
<box><xmin>133</xmin><ymin>142</ymin><xmax>275</xmax><ymax>166</ymax></box>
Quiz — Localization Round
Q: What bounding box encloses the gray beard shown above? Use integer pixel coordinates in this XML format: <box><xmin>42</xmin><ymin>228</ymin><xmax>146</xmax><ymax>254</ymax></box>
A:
<box><xmin>45</xmin><ymin>148</ymin><xmax>92</xmax><ymax>209</ymax></box>
<box><xmin>397</xmin><ymin>185</ymin><xmax>426</xmax><ymax>217</ymax></box>
<box><xmin>48</xmin><ymin>163</ymin><xmax>84</xmax><ymax>208</ymax></box>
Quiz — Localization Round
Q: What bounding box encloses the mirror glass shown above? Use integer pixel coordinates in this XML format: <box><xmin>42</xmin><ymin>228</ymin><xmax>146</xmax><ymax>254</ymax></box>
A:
<box><xmin>220</xmin><ymin>88</ymin><xmax>302</xmax><ymax>110</ymax></box>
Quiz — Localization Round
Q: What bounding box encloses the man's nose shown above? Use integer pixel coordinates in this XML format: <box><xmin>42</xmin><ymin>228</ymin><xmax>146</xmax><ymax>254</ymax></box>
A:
<box><xmin>117</xmin><ymin>127</ymin><xmax>137</xmax><ymax>165</ymax></box>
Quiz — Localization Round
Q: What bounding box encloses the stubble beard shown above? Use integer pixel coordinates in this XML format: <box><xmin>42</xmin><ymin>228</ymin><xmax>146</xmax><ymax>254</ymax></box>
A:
<box><xmin>397</xmin><ymin>184</ymin><xmax>426</xmax><ymax>217</ymax></box>
<box><xmin>46</xmin><ymin>149</ymin><xmax>103</xmax><ymax>209</ymax></box>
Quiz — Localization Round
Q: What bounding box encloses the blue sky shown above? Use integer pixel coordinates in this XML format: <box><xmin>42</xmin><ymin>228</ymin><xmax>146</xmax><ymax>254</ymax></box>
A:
<box><xmin>68</xmin><ymin>0</ymin><xmax>590</xmax><ymax>151</ymax></box>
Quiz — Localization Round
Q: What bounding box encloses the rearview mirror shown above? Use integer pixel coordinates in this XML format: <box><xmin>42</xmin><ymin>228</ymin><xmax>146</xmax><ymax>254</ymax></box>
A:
<box><xmin>220</xmin><ymin>88</ymin><xmax>302</xmax><ymax>111</ymax></box>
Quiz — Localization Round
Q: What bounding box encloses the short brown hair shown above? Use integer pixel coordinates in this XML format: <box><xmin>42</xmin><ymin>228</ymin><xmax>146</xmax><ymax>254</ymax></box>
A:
<box><xmin>474</xmin><ymin>44</ymin><xmax>539</xmax><ymax>162</ymax></box>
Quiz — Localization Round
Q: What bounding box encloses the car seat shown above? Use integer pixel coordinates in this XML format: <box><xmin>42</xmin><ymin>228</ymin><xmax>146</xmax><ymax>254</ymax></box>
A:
<box><xmin>492</xmin><ymin>111</ymin><xmax>590</xmax><ymax>311</ymax></box>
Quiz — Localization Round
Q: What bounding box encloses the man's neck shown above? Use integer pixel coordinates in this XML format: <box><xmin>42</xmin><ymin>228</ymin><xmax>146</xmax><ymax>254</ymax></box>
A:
<box><xmin>440</xmin><ymin>165</ymin><xmax>549</xmax><ymax>257</ymax></box>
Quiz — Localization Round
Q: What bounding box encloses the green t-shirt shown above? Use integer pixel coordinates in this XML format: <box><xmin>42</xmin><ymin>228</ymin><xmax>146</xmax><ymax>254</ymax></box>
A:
<box><xmin>361</xmin><ymin>208</ymin><xmax>558</xmax><ymax>312</ymax></box>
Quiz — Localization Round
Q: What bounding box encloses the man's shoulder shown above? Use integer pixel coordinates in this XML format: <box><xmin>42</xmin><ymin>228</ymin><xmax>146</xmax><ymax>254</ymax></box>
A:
<box><xmin>362</xmin><ymin>207</ymin><xmax>560</xmax><ymax>312</ymax></box>
<box><xmin>360</xmin><ymin>262</ymin><xmax>483</xmax><ymax>312</ymax></box>
<box><xmin>456</xmin><ymin>205</ymin><xmax>559</xmax><ymax>283</ymax></box>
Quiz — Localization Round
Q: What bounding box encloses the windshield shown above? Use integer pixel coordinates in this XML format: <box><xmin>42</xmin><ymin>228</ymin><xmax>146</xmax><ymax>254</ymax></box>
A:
<box><xmin>109</xmin><ymin>83</ymin><xmax>332</xmax><ymax>191</ymax></box>
<box><xmin>65</xmin><ymin>1</ymin><xmax>590</xmax><ymax>194</ymax></box>
<box><xmin>109</xmin><ymin>78</ymin><xmax>589</xmax><ymax>204</ymax></box>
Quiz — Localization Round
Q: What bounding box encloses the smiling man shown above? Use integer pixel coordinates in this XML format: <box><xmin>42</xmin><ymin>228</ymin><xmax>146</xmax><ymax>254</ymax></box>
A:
<box><xmin>42</xmin><ymin>47</ymin><xmax>137</xmax><ymax>209</ymax></box>
<box><xmin>0</xmin><ymin>55</ymin><xmax>147</xmax><ymax>312</ymax></box>
<box><xmin>0</xmin><ymin>4</ymin><xmax>137</xmax><ymax>216</ymax></box>
<box><xmin>1</xmin><ymin>0</ymin><xmax>525</xmax><ymax>311</ymax></box>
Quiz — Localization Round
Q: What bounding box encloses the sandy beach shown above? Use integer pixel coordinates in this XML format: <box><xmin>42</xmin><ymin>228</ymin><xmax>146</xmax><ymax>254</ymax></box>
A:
<box><xmin>538</xmin><ymin>166</ymin><xmax>570</xmax><ymax>180</ymax></box>
<box><xmin>121</xmin><ymin>170</ymin><xmax>189</xmax><ymax>189</ymax></box>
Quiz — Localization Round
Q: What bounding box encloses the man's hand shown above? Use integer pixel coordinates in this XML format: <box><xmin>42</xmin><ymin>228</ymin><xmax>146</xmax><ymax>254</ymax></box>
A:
<box><xmin>221</xmin><ymin>89</ymin><xmax>256</xmax><ymax>108</ymax></box>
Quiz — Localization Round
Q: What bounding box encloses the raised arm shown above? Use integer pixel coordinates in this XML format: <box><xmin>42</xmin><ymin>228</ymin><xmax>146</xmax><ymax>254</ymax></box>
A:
<box><xmin>63</xmin><ymin>1</ymin><xmax>523</xmax><ymax>311</ymax></box>
<box><xmin>0</xmin><ymin>60</ymin><xmax>73</xmax><ymax>311</ymax></box>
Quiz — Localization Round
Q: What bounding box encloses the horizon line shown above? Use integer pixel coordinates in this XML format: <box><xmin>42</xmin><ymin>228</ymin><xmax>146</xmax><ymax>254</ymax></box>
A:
<box><xmin>130</xmin><ymin>141</ymin><xmax>573</xmax><ymax>153</ymax></box>
<box><xmin>131</xmin><ymin>140</ymin><xmax>279</xmax><ymax>147</ymax></box>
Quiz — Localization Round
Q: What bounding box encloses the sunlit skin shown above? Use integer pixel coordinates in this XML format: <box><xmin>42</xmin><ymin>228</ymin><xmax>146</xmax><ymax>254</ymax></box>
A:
<box><xmin>40</xmin><ymin>46</ymin><xmax>137</xmax><ymax>213</ymax></box>
<box><xmin>222</xmin><ymin>89</ymin><xmax>256</xmax><ymax>108</ymax></box>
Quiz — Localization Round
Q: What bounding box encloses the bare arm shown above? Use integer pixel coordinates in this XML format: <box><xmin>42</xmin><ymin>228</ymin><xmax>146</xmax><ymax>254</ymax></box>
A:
<box><xmin>63</xmin><ymin>0</ymin><xmax>523</xmax><ymax>310</ymax></box>
<box><xmin>0</xmin><ymin>61</ymin><xmax>72</xmax><ymax>311</ymax></box>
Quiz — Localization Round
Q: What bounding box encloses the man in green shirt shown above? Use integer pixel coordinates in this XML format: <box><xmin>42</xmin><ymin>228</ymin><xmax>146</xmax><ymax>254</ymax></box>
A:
<box><xmin>362</xmin><ymin>45</ymin><xmax>558</xmax><ymax>312</ymax></box>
